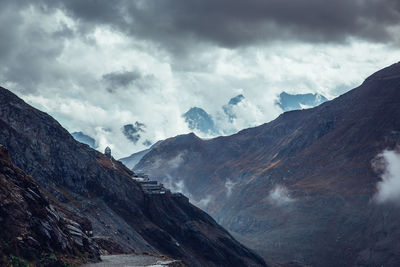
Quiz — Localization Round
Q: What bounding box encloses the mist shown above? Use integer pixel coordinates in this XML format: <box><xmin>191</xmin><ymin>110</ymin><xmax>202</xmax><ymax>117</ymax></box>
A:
<box><xmin>373</xmin><ymin>148</ymin><xmax>400</xmax><ymax>204</ymax></box>
<box><xmin>268</xmin><ymin>185</ymin><xmax>294</xmax><ymax>206</ymax></box>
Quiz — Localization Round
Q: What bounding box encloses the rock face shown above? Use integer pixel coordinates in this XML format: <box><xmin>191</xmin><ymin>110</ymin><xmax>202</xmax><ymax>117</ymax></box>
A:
<box><xmin>136</xmin><ymin>62</ymin><xmax>400</xmax><ymax>266</ymax></box>
<box><xmin>0</xmin><ymin>145</ymin><xmax>100</xmax><ymax>266</ymax></box>
<box><xmin>0</xmin><ymin>86</ymin><xmax>266</xmax><ymax>266</ymax></box>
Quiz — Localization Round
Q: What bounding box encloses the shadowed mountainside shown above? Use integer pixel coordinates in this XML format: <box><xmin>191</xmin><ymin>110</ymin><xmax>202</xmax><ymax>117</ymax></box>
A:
<box><xmin>0</xmin><ymin>87</ymin><xmax>266</xmax><ymax>267</ymax></box>
<box><xmin>0</xmin><ymin>145</ymin><xmax>100</xmax><ymax>266</ymax></box>
<box><xmin>136</xmin><ymin>62</ymin><xmax>400</xmax><ymax>266</ymax></box>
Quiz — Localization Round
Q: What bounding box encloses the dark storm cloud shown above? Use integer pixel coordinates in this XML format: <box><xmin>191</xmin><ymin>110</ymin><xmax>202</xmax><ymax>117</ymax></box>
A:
<box><xmin>46</xmin><ymin>0</ymin><xmax>400</xmax><ymax>49</ymax></box>
<box><xmin>1</xmin><ymin>0</ymin><xmax>399</xmax><ymax>93</ymax></box>
<box><xmin>122</xmin><ymin>122</ymin><xmax>146</xmax><ymax>144</ymax></box>
<box><xmin>0</xmin><ymin>0</ymin><xmax>75</xmax><ymax>92</ymax></box>
<box><xmin>102</xmin><ymin>70</ymin><xmax>142</xmax><ymax>91</ymax></box>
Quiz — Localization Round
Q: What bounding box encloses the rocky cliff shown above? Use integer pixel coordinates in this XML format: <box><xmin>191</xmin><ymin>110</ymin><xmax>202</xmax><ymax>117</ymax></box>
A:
<box><xmin>0</xmin><ymin>145</ymin><xmax>100</xmax><ymax>266</ymax></box>
<box><xmin>136</xmin><ymin>62</ymin><xmax>400</xmax><ymax>266</ymax></box>
<box><xmin>0</xmin><ymin>86</ymin><xmax>266</xmax><ymax>266</ymax></box>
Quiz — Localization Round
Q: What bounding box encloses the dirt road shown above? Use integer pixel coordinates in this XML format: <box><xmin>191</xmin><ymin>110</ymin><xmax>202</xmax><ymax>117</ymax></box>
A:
<box><xmin>82</xmin><ymin>254</ymin><xmax>178</xmax><ymax>267</ymax></box>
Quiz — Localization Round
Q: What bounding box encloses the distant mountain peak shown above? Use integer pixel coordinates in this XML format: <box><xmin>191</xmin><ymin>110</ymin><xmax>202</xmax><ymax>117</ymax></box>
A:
<box><xmin>277</xmin><ymin>91</ymin><xmax>328</xmax><ymax>111</ymax></box>
<box><xmin>228</xmin><ymin>94</ymin><xmax>245</xmax><ymax>105</ymax></box>
<box><xmin>223</xmin><ymin>94</ymin><xmax>246</xmax><ymax>122</ymax></box>
<box><xmin>183</xmin><ymin>107</ymin><xmax>216</xmax><ymax>135</ymax></box>
<box><xmin>71</xmin><ymin>131</ymin><xmax>96</xmax><ymax>148</ymax></box>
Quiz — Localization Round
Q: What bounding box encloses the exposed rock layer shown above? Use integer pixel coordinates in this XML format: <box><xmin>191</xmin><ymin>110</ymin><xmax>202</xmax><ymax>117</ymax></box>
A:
<box><xmin>0</xmin><ymin>145</ymin><xmax>100</xmax><ymax>266</ymax></box>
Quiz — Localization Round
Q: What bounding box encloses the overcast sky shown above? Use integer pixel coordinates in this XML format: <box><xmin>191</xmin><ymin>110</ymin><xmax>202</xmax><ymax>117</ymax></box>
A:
<box><xmin>1</xmin><ymin>0</ymin><xmax>400</xmax><ymax>158</ymax></box>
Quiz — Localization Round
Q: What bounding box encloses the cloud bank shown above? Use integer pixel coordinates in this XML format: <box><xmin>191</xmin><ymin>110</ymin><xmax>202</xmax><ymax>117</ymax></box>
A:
<box><xmin>0</xmin><ymin>1</ymin><xmax>399</xmax><ymax>158</ymax></box>
<box><xmin>373</xmin><ymin>148</ymin><xmax>400</xmax><ymax>204</ymax></box>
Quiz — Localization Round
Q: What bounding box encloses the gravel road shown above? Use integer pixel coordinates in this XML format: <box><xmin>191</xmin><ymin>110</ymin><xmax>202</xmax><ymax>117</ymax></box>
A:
<box><xmin>82</xmin><ymin>254</ymin><xmax>177</xmax><ymax>267</ymax></box>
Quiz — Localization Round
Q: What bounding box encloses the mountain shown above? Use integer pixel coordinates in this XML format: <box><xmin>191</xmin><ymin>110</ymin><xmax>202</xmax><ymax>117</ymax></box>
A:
<box><xmin>0</xmin><ymin>145</ymin><xmax>100</xmax><ymax>266</ymax></box>
<box><xmin>119</xmin><ymin>140</ymin><xmax>164</xmax><ymax>169</ymax></box>
<box><xmin>182</xmin><ymin>95</ymin><xmax>245</xmax><ymax>136</ymax></box>
<box><xmin>223</xmin><ymin>94</ymin><xmax>245</xmax><ymax>122</ymax></box>
<box><xmin>0</xmin><ymin>87</ymin><xmax>267</xmax><ymax>266</ymax></box>
<box><xmin>71</xmin><ymin>131</ymin><xmax>96</xmax><ymax>148</ymax></box>
<box><xmin>183</xmin><ymin>107</ymin><xmax>217</xmax><ymax>135</ymax></box>
<box><xmin>135</xmin><ymin>62</ymin><xmax>400</xmax><ymax>266</ymax></box>
<box><xmin>277</xmin><ymin>91</ymin><xmax>328</xmax><ymax>111</ymax></box>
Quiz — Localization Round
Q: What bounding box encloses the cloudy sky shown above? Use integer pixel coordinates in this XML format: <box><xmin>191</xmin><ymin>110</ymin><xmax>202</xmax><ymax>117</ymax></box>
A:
<box><xmin>1</xmin><ymin>0</ymin><xmax>400</xmax><ymax>158</ymax></box>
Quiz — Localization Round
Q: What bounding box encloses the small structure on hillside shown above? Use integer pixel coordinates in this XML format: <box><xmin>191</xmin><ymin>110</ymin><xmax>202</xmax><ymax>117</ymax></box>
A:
<box><xmin>105</xmin><ymin>146</ymin><xmax>112</xmax><ymax>158</ymax></box>
<box><xmin>140</xmin><ymin>181</ymin><xmax>166</xmax><ymax>194</ymax></box>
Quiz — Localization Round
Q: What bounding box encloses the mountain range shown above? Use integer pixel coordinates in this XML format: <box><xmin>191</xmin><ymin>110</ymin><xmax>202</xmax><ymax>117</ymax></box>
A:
<box><xmin>135</xmin><ymin>62</ymin><xmax>400</xmax><ymax>266</ymax></box>
<box><xmin>72</xmin><ymin>91</ymin><xmax>327</xmax><ymax>157</ymax></box>
<box><xmin>183</xmin><ymin>92</ymin><xmax>327</xmax><ymax>137</ymax></box>
<box><xmin>0</xmin><ymin>86</ymin><xmax>266</xmax><ymax>266</ymax></box>
<box><xmin>121</xmin><ymin>92</ymin><xmax>328</xmax><ymax>169</ymax></box>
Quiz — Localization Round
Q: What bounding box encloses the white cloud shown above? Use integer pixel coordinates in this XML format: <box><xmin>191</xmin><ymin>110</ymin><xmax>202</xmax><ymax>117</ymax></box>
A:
<box><xmin>225</xmin><ymin>179</ymin><xmax>237</xmax><ymax>197</ymax></box>
<box><xmin>2</xmin><ymin>5</ymin><xmax>400</xmax><ymax>159</ymax></box>
<box><xmin>163</xmin><ymin>175</ymin><xmax>212</xmax><ymax>209</ymax></box>
<box><xmin>268</xmin><ymin>185</ymin><xmax>294</xmax><ymax>206</ymax></box>
<box><xmin>373</xmin><ymin>149</ymin><xmax>400</xmax><ymax>204</ymax></box>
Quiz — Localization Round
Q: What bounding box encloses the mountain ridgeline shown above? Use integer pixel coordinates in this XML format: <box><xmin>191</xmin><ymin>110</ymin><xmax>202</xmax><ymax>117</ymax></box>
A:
<box><xmin>135</xmin><ymin>62</ymin><xmax>400</xmax><ymax>266</ymax></box>
<box><xmin>0</xmin><ymin>87</ymin><xmax>266</xmax><ymax>266</ymax></box>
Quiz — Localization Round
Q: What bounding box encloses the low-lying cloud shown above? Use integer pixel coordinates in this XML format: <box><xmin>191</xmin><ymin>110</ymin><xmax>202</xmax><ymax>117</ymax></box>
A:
<box><xmin>146</xmin><ymin>152</ymin><xmax>213</xmax><ymax>209</ymax></box>
<box><xmin>373</xmin><ymin>148</ymin><xmax>400</xmax><ymax>204</ymax></box>
<box><xmin>163</xmin><ymin>174</ymin><xmax>213</xmax><ymax>209</ymax></box>
<box><xmin>225</xmin><ymin>179</ymin><xmax>237</xmax><ymax>197</ymax></box>
<box><xmin>268</xmin><ymin>185</ymin><xmax>294</xmax><ymax>206</ymax></box>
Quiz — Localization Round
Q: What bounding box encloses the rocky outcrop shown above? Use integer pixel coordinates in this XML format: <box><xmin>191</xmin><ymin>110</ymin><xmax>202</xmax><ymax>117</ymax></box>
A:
<box><xmin>136</xmin><ymin>62</ymin><xmax>400</xmax><ymax>266</ymax></box>
<box><xmin>0</xmin><ymin>87</ymin><xmax>267</xmax><ymax>266</ymax></box>
<box><xmin>0</xmin><ymin>145</ymin><xmax>100</xmax><ymax>266</ymax></box>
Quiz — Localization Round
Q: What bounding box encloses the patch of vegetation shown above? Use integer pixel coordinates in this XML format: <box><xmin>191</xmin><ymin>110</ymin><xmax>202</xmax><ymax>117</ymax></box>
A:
<box><xmin>39</xmin><ymin>253</ymin><xmax>70</xmax><ymax>267</ymax></box>
<box><xmin>10</xmin><ymin>255</ymin><xmax>29</xmax><ymax>267</ymax></box>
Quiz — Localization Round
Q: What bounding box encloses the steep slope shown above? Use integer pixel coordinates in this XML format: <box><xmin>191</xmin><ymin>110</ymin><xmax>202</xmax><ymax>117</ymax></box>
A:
<box><xmin>0</xmin><ymin>87</ymin><xmax>267</xmax><ymax>266</ymax></box>
<box><xmin>136</xmin><ymin>62</ymin><xmax>400</xmax><ymax>266</ymax></box>
<box><xmin>0</xmin><ymin>145</ymin><xmax>100</xmax><ymax>266</ymax></box>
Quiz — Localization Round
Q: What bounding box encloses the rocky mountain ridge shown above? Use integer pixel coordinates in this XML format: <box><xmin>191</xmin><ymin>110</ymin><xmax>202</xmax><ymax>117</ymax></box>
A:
<box><xmin>136</xmin><ymin>62</ymin><xmax>400</xmax><ymax>266</ymax></box>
